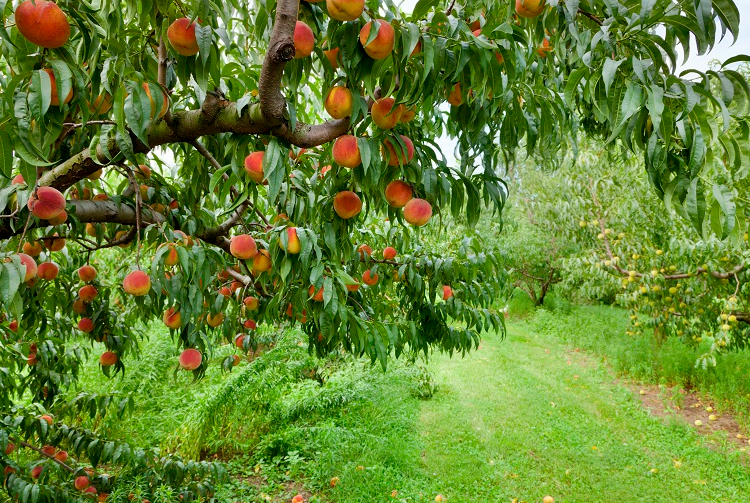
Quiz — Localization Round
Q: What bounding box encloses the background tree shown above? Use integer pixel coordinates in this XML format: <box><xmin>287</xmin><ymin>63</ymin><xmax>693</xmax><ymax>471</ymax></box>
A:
<box><xmin>0</xmin><ymin>0</ymin><xmax>748</xmax><ymax>500</ymax></box>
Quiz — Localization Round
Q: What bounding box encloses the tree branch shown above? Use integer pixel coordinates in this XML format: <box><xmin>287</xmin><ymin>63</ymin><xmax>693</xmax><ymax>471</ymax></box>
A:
<box><xmin>258</xmin><ymin>0</ymin><xmax>299</xmax><ymax>123</ymax></box>
<box><xmin>578</xmin><ymin>8</ymin><xmax>604</xmax><ymax>26</ymax></box>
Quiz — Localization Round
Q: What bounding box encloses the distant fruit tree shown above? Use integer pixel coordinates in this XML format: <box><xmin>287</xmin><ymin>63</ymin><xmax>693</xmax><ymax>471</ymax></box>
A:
<box><xmin>0</xmin><ymin>0</ymin><xmax>747</xmax><ymax>500</ymax></box>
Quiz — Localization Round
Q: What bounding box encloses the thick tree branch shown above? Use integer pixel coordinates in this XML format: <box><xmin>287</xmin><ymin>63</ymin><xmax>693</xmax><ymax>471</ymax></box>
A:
<box><xmin>275</xmin><ymin>118</ymin><xmax>351</xmax><ymax>148</ymax></box>
<box><xmin>258</xmin><ymin>0</ymin><xmax>298</xmax><ymax>123</ymax></box>
<box><xmin>68</xmin><ymin>200</ymin><xmax>164</xmax><ymax>225</ymax></box>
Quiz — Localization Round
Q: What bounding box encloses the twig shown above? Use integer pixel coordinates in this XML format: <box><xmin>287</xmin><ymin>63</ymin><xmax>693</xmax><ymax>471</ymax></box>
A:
<box><xmin>577</xmin><ymin>7</ymin><xmax>604</xmax><ymax>26</ymax></box>
<box><xmin>12</xmin><ymin>438</ymin><xmax>75</xmax><ymax>474</ymax></box>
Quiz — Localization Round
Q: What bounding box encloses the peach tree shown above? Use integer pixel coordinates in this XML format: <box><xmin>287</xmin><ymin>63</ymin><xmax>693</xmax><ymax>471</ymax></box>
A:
<box><xmin>0</xmin><ymin>0</ymin><xmax>748</xmax><ymax>500</ymax></box>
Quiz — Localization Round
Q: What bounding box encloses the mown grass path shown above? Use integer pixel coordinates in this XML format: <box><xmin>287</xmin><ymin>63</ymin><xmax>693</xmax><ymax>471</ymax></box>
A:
<box><xmin>324</xmin><ymin>323</ymin><xmax>750</xmax><ymax>502</ymax></box>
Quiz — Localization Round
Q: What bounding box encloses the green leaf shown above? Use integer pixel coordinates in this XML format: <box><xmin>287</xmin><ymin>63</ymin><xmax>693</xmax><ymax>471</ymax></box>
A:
<box><xmin>0</xmin><ymin>130</ymin><xmax>13</xmax><ymax>180</ymax></box>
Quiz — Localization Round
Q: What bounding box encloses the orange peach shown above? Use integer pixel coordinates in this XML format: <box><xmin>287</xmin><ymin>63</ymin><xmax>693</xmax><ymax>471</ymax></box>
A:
<box><xmin>15</xmin><ymin>0</ymin><xmax>70</xmax><ymax>48</ymax></box>
<box><xmin>8</xmin><ymin>320</ymin><xmax>18</xmax><ymax>332</ymax></box>
<box><xmin>279</xmin><ymin>227</ymin><xmax>302</xmax><ymax>254</ymax></box>
<box><xmin>163</xmin><ymin>307</ymin><xmax>181</xmax><ymax>329</ymax></box>
<box><xmin>31</xmin><ymin>465</ymin><xmax>43</xmax><ymax>479</ymax></box>
<box><xmin>43</xmin><ymin>69</ymin><xmax>73</xmax><ymax>106</ymax></box>
<box><xmin>252</xmin><ymin>249</ymin><xmax>272</xmax><ymax>272</ymax></box>
<box><xmin>27</xmin><ymin>186</ymin><xmax>66</xmax><ymax>220</ymax></box>
<box><xmin>142</xmin><ymin>82</ymin><xmax>169</xmax><ymax>119</ymax></box>
<box><xmin>324</xmin><ymin>47</ymin><xmax>340</xmax><ymax>69</ymax></box>
<box><xmin>136</xmin><ymin>164</ymin><xmax>151</xmax><ymax>180</ymax></box>
<box><xmin>123</xmin><ymin>270</ymin><xmax>151</xmax><ymax>296</ymax></box>
<box><xmin>403</xmin><ymin>198</ymin><xmax>432</xmax><ymax>226</ymax></box>
<box><xmin>371</xmin><ymin>97</ymin><xmax>402</xmax><ymax>129</ymax></box>
<box><xmin>230</xmin><ymin>234</ymin><xmax>258</xmax><ymax>260</ymax></box>
<box><xmin>362</xmin><ymin>269</ymin><xmax>379</xmax><ymax>286</ymax></box>
<box><xmin>346</xmin><ymin>281</ymin><xmax>360</xmax><ymax>292</ymax></box>
<box><xmin>85</xmin><ymin>223</ymin><xmax>98</xmax><ymax>237</ymax></box>
<box><xmin>37</xmin><ymin>262</ymin><xmax>59</xmax><ymax>280</ymax></box>
<box><xmin>167</xmin><ymin>17</ymin><xmax>200</xmax><ymax>56</ymax></box>
<box><xmin>383</xmin><ymin>135</ymin><xmax>415</xmax><ymax>166</ymax></box>
<box><xmin>89</xmin><ymin>94</ymin><xmax>112</xmax><ymax>115</ymax></box>
<box><xmin>294</xmin><ymin>21</ymin><xmax>315</xmax><ymax>58</ymax></box>
<box><xmin>243</xmin><ymin>296</ymin><xmax>259</xmax><ymax>310</ymax></box>
<box><xmin>447</xmin><ymin>83</ymin><xmax>463</xmax><ymax>106</ymax></box>
<box><xmin>357</xmin><ymin>244</ymin><xmax>372</xmax><ymax>258</ymax></box>
<box><xmin>40</xmin><ymin>414</ymin><xmax>53</xmax><ymax>425</ymax></box>
<box><xmin>78</xmin><ymin>265</ymin><xmax>97</xmax><ymax>281</ymax></box>
<box><xmin>11</xmin><ymin>174</ymin><xmax>25</xmax><ymax>185</ymax></box>
<box><xmin>333</xmin><ymin>191</ymin><xmax>362</xmax><ymax>219</ymax></box>
<box><xmin>87</xmin><ymin>169</ymin><xmax>103</xmax><ymax>180</ymax></box>
<box><xmin>359</xmin><ymin>19</ymin><xmax>395</xmax><ymax>60</ymax></box>
<box><xmin>54</xmin><ymin>450</ymin><xmax>68</xmax><ymax>462</ymax></box>
<box><xmin>78</xmin><ymin>318</ymin><xmax>94</xmax><ymax>333</ymax></box>
<box><xmin>309</xmin><ymin>285</ymin><xmax>324</xmax><ymax>302</ymax></box>
<box><xmin>384</xmin><ymin>180</ymin><xmax>413</xmax><ymax>208</ymax></box>
<box><xmin>163</xmin><ymin>244</ymin><xmax>179</xmax><ymax>266</ymax></box>
<box><xmin>99</xmin><ymin>351</ymin><xmax>118</xmax><ymax>366</ymax></box>
<box><xmin>324</xmin><ymin>86</ymin><xmax>353</xmax><ymax>119</ymax></box>
<box><xmin>72</xmin><ymin>299</ymin><xmax>86</xmax><ymax>314</ymax></box>
<box><xmin>28</xmin><ymin>353</ymin><xmax>38</xmax><ymax>365</ymax></box>
<box><xmin>206</xmin><ymin>312</ymin><xmax>224</xmax><ymax>327</ymax></box>
<box><xmin>16</xmin><ymin>253</ymin><xmax>37</xmax><ymax>282</ymax></box>
<box><xmin>400</xmin><ymin>106</ymin><xmax>416</xmax><ymax>123</ymax></box>
<box><xmin>537</xmin><ymin>38</ymin><xmax>552</xmax><ymax>58</ymax></box>
<box><xmin>45</xmin><ymin>233</ymin><xmax>66</xmax><ymax>251</ymax></box>
<box><xmin>219</xmin><ymin>286</ymin><xmax>231</xmax><ymax>298</ymax></box>
<box><xmin>442</xmin><ymin>285</ymin><xmax>453</xmax><ymax>300</ymax></box>
<box><xmin>23</xmin><ymin>241</ymin><xmax>43</xmax><ymax>257</ymax></box>
<box><xmin>244</xmin><ymin>151</ymin><xmax>265</xmax><ymax>184</ymax></box>
<box><xmin>79</xmin><ymin>285</ymin><xmax>98</xmax><ymax>301</ymax></box>
<box><xmin>383</xmin><ymin>247</ymin><xmax>397</xmax><ymax>260</ymax></box>
<box><xmin>46</xmin><ymin>209</ymin><xmax>67</xmax><ymax>225</ymax></box>
<box><xmin>332</xmin><ymin>135</ymin><xmax>361</xmax><ymax>168</ymax></box>
<box><xmin>327</xmin><ymin>0</ymin><xmax>365</xmax><ymax>21</ymax></box>
<box><xmin>516</xmin><ymin>0</ymin><xmax>546</xmax><ymax>18</ymax></box>
<box><xmin>179</xmin><ymin>348</ymin><xmax>202</xmax><ymax>370</ymax></box>
<box><xmin>243</xmin><ymin>319</ymin><xmax>257</xmax><ymax>330</ymax></box>
<box><xmin>74</xmin><ymin>476</ymin><xmax>90</xmax><ymax>491</ymax></box>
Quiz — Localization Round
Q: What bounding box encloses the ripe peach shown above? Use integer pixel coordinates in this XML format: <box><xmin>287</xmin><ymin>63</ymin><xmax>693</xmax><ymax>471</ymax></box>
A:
<box><xmin>123</xmin><ymin>270</ymin><xmax>151</xmax><ymax>296</ymax></box>
<box><xmin>332</xmin><ymin>135</ymin><xmax>361</xmax><ymax>168</ymax></box>
<box><xmin>12</xmin><ymin>174</ymin><xmax>25</xmax><ymax>185</ymax></box>
<box><xmin>40</xmin><ymin>414</ymin><xmax>53</xmax><ymax>424</ymax></box>
<box><xmin>243</xmin><ymin>319</ymin><xmax>257</xmax><ymax>330</ymax></box>
<box><xmin>54</xmin><ymin>450</ymin><xmax>68</xmax><ymax>462</ymax></box>
<box><xmin>346</xmin><ymin>281</ymin><xmax>360</xmax><ymax>292</ymax></box>
<box><xmin>324</xmin><ymin>86</ymin><xmax>353</xmax><ymax>119</ymax></box>
<box><xmin>179</xmin><ymin>348</ymin><xmax>202</xmax><ymax>370</ymax></box>
<box><xmin>47</xmin><ymin>210</ymin><xmax>67</xmax><ymax>225</ymax></box>
<box><xmin>28</xmin><ymin>353</ymin><xmax>38</xmax><ymax>365</ymax></box>
<box><xmin>75</xmin><ymin>476</ymin><xmax>90</xmax><ymax>491</ymax></box>
<box><xmin>16</xmin><ymin>253</ymin><xmax>38</xmax><ymax>282</ymax></box>
<box><xmin>359</xmin><ymin>19</ymin><xmax>395</xmax><ymax>60</ymax></box>
<box><xmin>163</xmin><ymin>307</ymin><xmax>181</xmax><ymax>329</ymax></box>
<box><xmin>42</xmin><ymin>68</ymin><xmax>73</xmax><ymax>106</ymax></box>
<box><xmin>516</xmin><ymin>0</ymin><xmax>546</xmax><ymax>18</ymax></box>
<box><xmin>243</xmin><ymin>296</ymin><xmax>259</xmax><ymax>310</ymax></box>
<box><xmin>41</xmin><ymin>445</ymin><xmax>55</xmax><ymax>456</ymax></box>
<box><xmin>294</xmin><ymin>21</ymin><xmax>315</xmax><ymax>59</ymax></box>
<box><xmin>84</xmin><ymin>487</ymin><xmax>97</xmax><ymax>496</ymax></box>
<box><xmin>371</xmin><ymin>97</ymin><xmax>402</xmax><ymax>129</ymax></box>
<box><xmin>85</xmin><ymin>223</ymin><xmax>98</xmax><ymax>237</ymax></box>
<box><xmin>219</xmin><ymin>286</ymin><xmax>231</xmax><ymax>298</ymax></box>
<box><xmin>383</xmin><ymin>135</ymin><xmax>415</xmax><ymax>166</ymax></box>
<box><xmin>447</xmin><ymin>83</ymin><xmax>463</xmax><ymax>106</ymax></box>
<box><xmin>28</xmin><ymin>186</ymin><xmax>66</xmax><ymax>220</ymax></box>
<box><xmin>400</xmin><ymin>106</ymin><xmax>416</xmax><ymax>123</ymax></box>
<box><xmin>30</xmin><ymin>465</ymin><xmax>43</xmax><ymax>479</ymax></box>
<box><xmin>79</xmin><ymin>285</ymin><xmax>98</xmax><ymax>302</ymax></box>
<box><xmin>15</xmin><ymin>0</ymin><xmax>70</xmax><ymax>48</ymax></box>
<box><xmin>252</xmin><ymin>249</ymin><xmax>272</xmax><ymax>272</ymax></box>
<box><xmin>469</xmin><ymin>14</ymin><xmax>484</xmax><ymax>31</ymax></box>
<box><xmin>327</xmin><ymin>0</ymin><xmax>365</xmax><ymax>21</ymax></box>
<box><xmin>3</xmin><ymin>442</ymin><xmax>15</xmax><ymax>455</ymax></box>
<box><xmin>383</xmin><ymin>247</ymin><xmax>397</xmax><ymax>260</ymax></box>
<box><xmin>78</xmin><ymin>318</ymin><xmax>94</xmax><ymax>333</ymax></box>
<box><xmin>22</xmin><ymin>241</ymin><xmax>43</xmax><ymax>256</ymax></box>
<box><xmin>167</xmin><ymin>17</ymin><xmax>200</xmax><ymax>56</ymax></box>
<box><xmin>136</xmin><ymin>164</ymin><xmax>151</xmax><ymax>180</ymax></box>
<box><xmin>37</xmin><ymin>262</ymin><xmax>59</xmax><ymax>280</ymax></box>
<box><xmin>323</xmin><ymin>47</ymin><xmax>339</xmax><ymax>69</ymax></box>
<box><xmin>410</xmin><ymin>40</ymin><xmax>422</xmax><ymax>57</ymax></box>
<box><xmin>333</xmin><ymin>191</ymin><xmax>362</xmax><ymax>219</ymax></box>
<box><xmin>89</xmin><ymin>94</ymin><xmax>112</xmax><ymax>115</ymax></box>
<box><xmin>362</xmin><ymin>269</ymin><xmax>379</xmax><ymax>286</ymax></box>
<box><xmin>142</xmin><ymin>82</ymin><xmax>169</xmax><ymax>119</ymax></box>
<box><xmin>92</xmin><ymin>193</ymin><xmax>109</xmax><ymax>202</ymax></box>
<box><xmin>403</xmin><ymin>198</ymin><xmax>432</xmax><ymax>226</ymax></box>
<box><xmin>537</xmin><ymin>37</ymin><xmax>552</xmax><ymax>58</ymax></box>
<box><xmin>384</xmin><ymin>180</ymin><xmax>413</xmax><ymax>208</ymax></box>
<box><xmin>279</xmin><ymin>227</ymin><xmax>301</xmax><ymax>254</ymax></box>
<box><xmin>244</xmin><ymin>151</ymin><xmax>265</xmax><ymax>184</ymax></box>
<box><xmin>292</xmin><ymin>495</ymin><xmax>304</xmax><ymax>503</ymax></box>
<box><xmin>72</xmin><ymin>299</ymin><xmax>86</xmax><ymax>314</ymax></box>
<box><xmin>320</xmin><ymin>165</ymin><xmax>332</xmax><ymax>177</ymax></box>
<box><xmin>442</xmin><ymin>285</ymin><xmax>453</xmax><ymax>300</ymax></box>
<box><xmin>206</xmin><ymin>312</ymin><xmax>224</xmax><ymax>327</ymax></box>
<box><xmin>358</xmin><ymin>244</ymin><xmax>372</xmax><ymax>258</ymax></box>
<box><xmin>45</xmin><ymin>233</ymin><xmax>66</xmax><ymax>251</ymax></box>
<box><xmin>230</xmin><ymin>281</ymin><xmax>243</xmax><ymax>292</ymax></box>
<box><xmin>78</xmin><ymin>265</ymin><xmax>97</xmax><ymax>282</ymax></box>
<box><xmin>99</xmin><ymin>351</ymin><xmax>118</xmax><ymax>366</ymax></box>
<box><xmin>87</xmin><ymin>169</ymin><xmax>103</xmax><ymax>181</ymax></box>
<box><xmin>232</xmin><ymin>354</ymin><xmax>241</xmax><ymax>366</ymax></box>
<box><xmin>309</xmin><ymin>285</ymin><xmax>324</xmax><ymax>302</ymax></box>
<box><xmin>163</xmin><ymin>244</ymin><xmax>179</xmax><ymax>266</ymax></box>
<box><xmin>230</xmin><ymin>234</ymin><xmax>258</xmax><ymax>260</ymax></box>
<box><xmin>234</xmin><ymin>334</ymin><xmax>247</xmax><ymax>349</ymax></box>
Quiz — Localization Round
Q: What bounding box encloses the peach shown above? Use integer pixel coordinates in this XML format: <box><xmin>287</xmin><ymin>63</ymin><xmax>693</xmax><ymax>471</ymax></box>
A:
<box><xmin>230</xmin><ymin>234</ymin><xmax>258</xmax><ymax>260</ymax></box>
<box><xmin>163</xmin><ymin>307</ymin><xmax>181</xmax><ymax>329</ymax></box>
<box><xmin>79</xmin><ymin>285</ymin><xmax>98</xmax><ymax>302</ymax></box>
<box><xmin>243</xmin><ymin>296</ymin><xmax>259</xmax><ymax>310</ymax></box>
<box><xmin>219</xmin><ymin>286</ymin><xmax>231</xmax><ymax>298</ymax></box>
<box><xmin>292</xmin><ymin>495</ymin><xmax>304</xmax><ymax>503</ymax></box>
<box><xmin>359</xmin><ymin>19</ymin><xmax>395</xmax><ymax>60</ymax></box>
<box><xmin>279</xmin><ymin>227</ymin><xmax>301</xmax><ymax>254</ymax></box>
<box><xmin>31</xmin><ymin>465</ymin><xmax>43</xmax><ymax>479</ymax></box>
<box><xmin>139</xmin><ymin>184</ymin><xmax>150</xmax><ymax>202</ymax></box>
<box><xmin>371</xmin><ymin>97</ymin><xmax>402</xmax><ymax>129</ymax></box>
<box><xmin>403</xmin><ymin>198</ymin><xmax>432</xmax><ymax>226</ymax></box>
<box><xmin>230</xmin><ymin>280</ymin><xmax>242</xmax><ymax>292</ymax></box>
<box><xmin>41</xmin><ymin>445</ymin><xmax>55</xmax><ymax>456</ymax></box>
<box><xmin>469</xmin><ymin>14</ymin><xmax>484</xmax><ymax>31</ymax></box>
<box><xmin>252</xmin><ymin>249</ymin><xmax>272</xmax><ymax>272</ymax></box>
<box><xmin>16</xmin><ymin>253</ymin><xmax>37</xmax><ymax>282</ymax></box>
<box><xmin>320</xmin><ymin>165</ymin><xmax>332</xmax><ymax>177</ymax></box>
<box><xmin>89</xmin><ymin>94</ymin><xmax>112</xmax><ymax>115</ymax></box>
<box><xmin>87</xmin><ymin>169</ymin><xmax>103</xmax><ymax>180</ymax></box>
<box><xmin>45</xmin><ymin>233</ymin><xmax>66</xmax><ymax>251</ymax></box>
<box><xmin>75</xmin><ymin>476</ymin><xmax>90</xmax><ymax>491</ymax></box>
<box><xmin>537</xmin><ymin>37</ymin><xmax>552</xmax><ymax>58</ymax></box>
<box><xmin>78</xmin><ymin>265</ymin><xmax>97</xmax><ymax>281</ymax></box>
<box><xmin>99</xmin><ymin>351</ymin><xmax>117</xmax><ymax>366</ymax></box>
<box><xmin>167</xmin><ymin>17</ymin><xmax>200</xmax><ymax>56</ymax></box>
<box><xmin>54</xmin><ymin>450</ymin><xmax>68</xmax><ymax>462</ymax></box>
<box><xmin>37</xmin><ymin>262</ymin><xmax>59</xmax><ymax>280</ymax></box>
<box><xmin>92</xmin><ymin>193</ymin><xmax>108</xmax><ymax>201</ymax></box>
<box><xmin>324</xmin><ymin>47</ymin><xmax>339</xmax><ymax>69</ymax></box>
<box><xmin>123</xmin><ymin>270</ymin><xmax>151</xmax><ymax>296</ymax></box>
<box><xmin>72</xmin><ymin>299</ymin><xmax>86</xmax><ymax>314</ymax></box>
<box><xmin>358</xmin><ymin>244</ymin><xmax>372</xmax><ymax>258</ymax></box>
<box><xmin>400</xmin><ymin>106</ymin><xmax>416</xmax><ymax>123</ymax></box>
<box><xmin>384</xmin><ymin>180</ymin><xmax>413</xmax><ymax>208</ymax></box>
<box><xmin>243</xmin><ymin>319</ymin><xmax>257</xmax><ymax>330</ymax></box>
<box><xmin>383</xmin><ymin>135</ymin><xmax>415</xmax><ymax>166</ymax></box>
<box><xmin>22</xmin><ymin>241</ymin><xmax>43</xmax><ymax>257</ymax></box>
<box><xmin>516</xmin><ymin>0</ymin><xmax>546</xmax><ymax>18</ymax></box>
<box><xmin>289</xmin><ymin>148</ymin><xmax>307</xmax><ymax>161</ymax></box>
<box><xmin>46</xmin><ymin>210</ymin><xmax>67</xmax><ymax>225</ymax></box>
<box><xmin>309</xmin><ymin>285</ymin><xmax>324</xmax><ymax>302</ymax></box>
<box><xmin>163</xmin><ymin>244</ymin><xmax>179</xmax><ymax>266</ymax></box>
<box><xmin>86</xmin><ymin>223</ymin><xmax>98</xmax><ymax>237</ymax></box>
<box><xmin>234</xmin><ymin>334</ymin><xmax>247</xmax><ymax>349</ymax></box>
<box><xmin>15</xmin><ymin>0</ymin><xmax>70</xmax><ymax>48</ymax></box>
<box><xmin>78</xmin><ymin>318</ymin><xmax>94</xmax><ymax>333</ymax></box>
<box><xmin>179</xmin><ymin>348</ymin><xmax>202</xmax><ymax>370</ymax></box>
<box><xmin>442</xmin><ymin>285</ymin><xmax>453</xmax><ymax>300</ymax></box>
<box><xmin>142</xmin><ymin>82</ymin><xmax>169</xmax><ymax>119</ymax></box>
<box><xmin>11</xmin><ymin>174</ymin><xmax>25</xmax><ymax>185</ymax></box>
<box><xmin>43</xmin><ymin>68</ymin><xmax>73</xmax><ymax>106</ymax></box>
<box><xmin>84</xmin><ymin>487</ymin><xmax>97</xmax><ymax>496</ymax></box>
<box><xmin>232</xmin><ymin>354</ymin><xmax>241</xmax><ymax>366</ymax></box>
<box><xmin>27</xmin><ymin>186</ymin><xmax>66</xmax><ymax>220</ymax></box>
<box><xmin>346</xmin><ymin>281</ymin><xmax>360</xmax><ymax>292</ymax></box>
<box><xmin>294</xmin><ymin>21</ymin><xmax>315</xmax><ymax>59</ymax></box>
<box><xmin>206</xmin><ymin>312</ymin><xmax>224</xmax><ymax>327</ymax></box>
<box><xmin>383</xmin><ymin>247</ymin><xmax>397</xmax><ymax>260</ymax></box>
<box><xmin>244</xmin><ymin>151</ymin><xmax>265</xmax><ymax>184</ymax></box>
<box><xmin>3</xmin><ymin>442</ymin><xmax>15</xmax><ymax>456</ymax></box>
<box><xmin>8</xmin><ymin>320</ymin><xmax>18</xmax><ymax>332</ymax></box>
<box><xmin>362</xmin><ymin>269</ymin><xmax>378</xmax><ymax>286</ymax></box>
<box><xmin>327</xmin><ymin>0</ymin><xmax>365</xmax><ymax>21</ymax></box>
<box><xmin>332</xmin><ymin>135</ymin><xmax>361</xmax><ymax>168</ymax></box>
<box><xmin>447</xmin><ymin>83</ymin><xmax>463</xmax><ymax>106</ymax></box>
<box><xmin>410</xmin><ymin>40</ymin><xmax>422</xmax><ymax>57</ymax></box>
<box><xmin>324</xmin><ymin>86</ymin><xmax>353</xmax><ymax>119</ymax></box>
<box><xmin>28</xmin><ymin>353</ymin><xmax>38</xmax><ymax>365</ymax></box>
<box><xmin>333</xmin><ymin>191</ymin><xmax>362</xmax><ymax>219</ymax></box>
<box><xmin>40</xmin><ymin>414</ymin><xmax>53</xmax><ymax>424</ymax></box>
<box><xmin>136</xmin><ymin>164</ymin><xmax>151</xmax><ymax>180</ymax></box>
